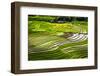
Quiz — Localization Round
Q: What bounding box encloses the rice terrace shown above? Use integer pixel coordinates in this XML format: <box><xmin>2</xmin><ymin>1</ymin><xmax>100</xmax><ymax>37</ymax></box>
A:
<box><xmin>28</xmin><ymin>15</ymin><xmax>88</xmax><ymax>60</ymax></box>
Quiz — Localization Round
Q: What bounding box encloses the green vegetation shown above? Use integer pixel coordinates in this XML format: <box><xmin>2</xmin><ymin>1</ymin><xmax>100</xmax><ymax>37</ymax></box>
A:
<box><xmin>28</xmin><ymin>15</ymin><xmax>88</xmax><ymax>60</ymax></box>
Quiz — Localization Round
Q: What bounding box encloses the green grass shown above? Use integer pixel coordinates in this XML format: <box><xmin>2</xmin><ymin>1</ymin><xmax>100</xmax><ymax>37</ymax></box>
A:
<box><xmin>28</xmin><ymin>15</ymin><xmax>88</xmax><ymax>61</ymax></box>
<box><xmin>28</xmin><ymin>32</ymin><xmax>88</xmax><ymax>60</ymax></box>
<box><xmin>28</xmin><ymin>21</ymin><xmax>88</xmax><ymax>34</ymax></box>
<box><xmin>28</xmin><ymin>40</ymin><xmax>87</xmax><ymax>60</ymax></box>
<box><xmin>28</xmin><ymin>21</ymin><xmax>88</xmax><ymax>33</ymax></box>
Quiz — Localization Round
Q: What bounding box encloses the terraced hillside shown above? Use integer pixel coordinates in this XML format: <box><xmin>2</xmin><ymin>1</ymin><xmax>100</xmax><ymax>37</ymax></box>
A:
<box><xmin>28</xmin><ymin>15</ymin><xmax>88</xmax><ymax>60</ymax></box>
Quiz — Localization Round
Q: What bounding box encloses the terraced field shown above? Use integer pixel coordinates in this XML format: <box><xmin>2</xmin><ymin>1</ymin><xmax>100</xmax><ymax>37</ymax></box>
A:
<box><xmin>28</xmin><ymin>15</ymin><xmax>88</xmax><ymax>60</ymax></box>
<box><xmin>28</xmin><ymin>32</ymin><xmax>88</xmax><ymax>60</ymax></box>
